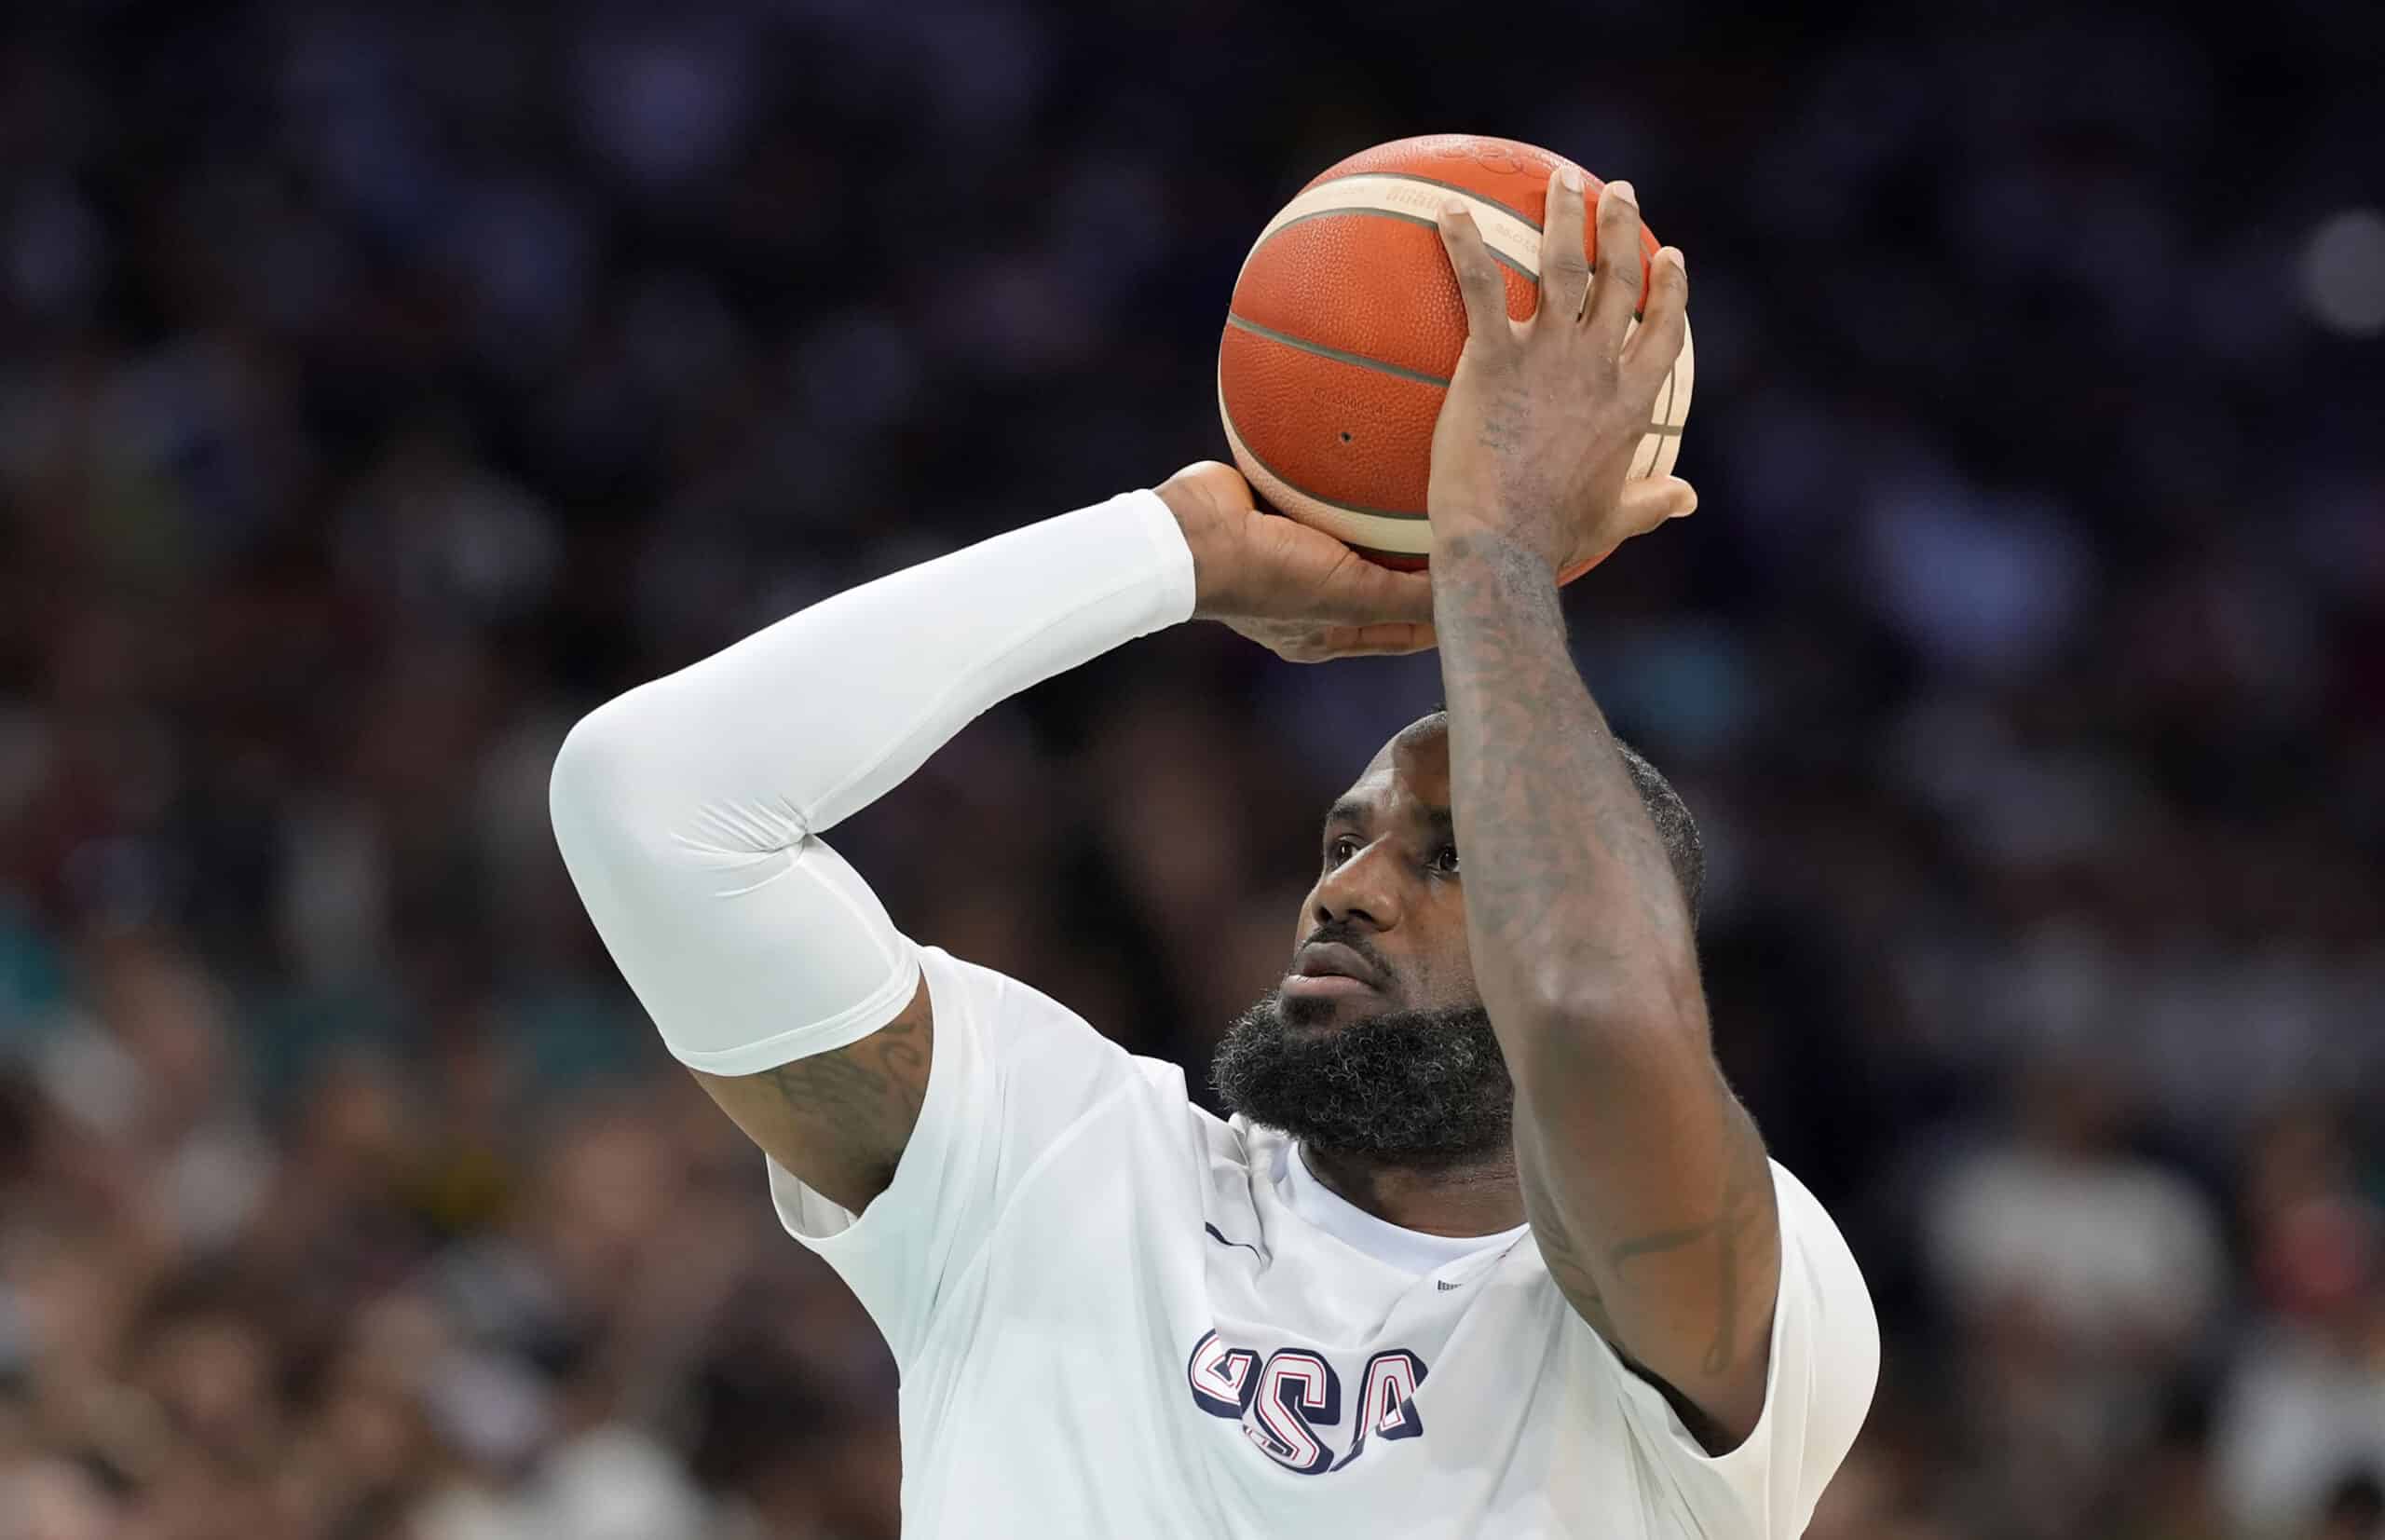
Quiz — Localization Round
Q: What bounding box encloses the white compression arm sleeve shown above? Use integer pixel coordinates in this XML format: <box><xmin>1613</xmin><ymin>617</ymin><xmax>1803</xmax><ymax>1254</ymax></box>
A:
<box><xmin>549</xmin><ymin>489</ymin><xmax>1198</xmax><ymax>1075</ymax></box>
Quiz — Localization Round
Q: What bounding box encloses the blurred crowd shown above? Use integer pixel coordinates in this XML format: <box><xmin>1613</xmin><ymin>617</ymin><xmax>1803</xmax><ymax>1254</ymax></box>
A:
<box><xmin>2</xmin><ymin>1</ymin><xmax>2381</xmax><ymax>1537</ymax></box>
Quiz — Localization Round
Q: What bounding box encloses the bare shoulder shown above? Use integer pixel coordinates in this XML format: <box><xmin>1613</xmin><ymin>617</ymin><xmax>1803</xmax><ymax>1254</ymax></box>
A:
<box><xmin>692</xmin><ymin>973</ymin><xmax>934</xmax><ymax>1213</ymax></box>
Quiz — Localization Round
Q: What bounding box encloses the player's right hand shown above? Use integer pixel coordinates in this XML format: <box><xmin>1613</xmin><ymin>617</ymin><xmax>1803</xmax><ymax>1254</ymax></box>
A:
<box><xmin>1156</xmin><ymin>461</ymin><xmax>1438</xmax><ymax>663</ymax></box>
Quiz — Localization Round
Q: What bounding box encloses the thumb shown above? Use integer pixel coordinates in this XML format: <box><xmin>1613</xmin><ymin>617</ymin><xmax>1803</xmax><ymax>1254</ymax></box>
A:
<box><xmin>1615</xmin><ymin>476</ymin><xmax>1698</xmax><ymax>535</ymax></box>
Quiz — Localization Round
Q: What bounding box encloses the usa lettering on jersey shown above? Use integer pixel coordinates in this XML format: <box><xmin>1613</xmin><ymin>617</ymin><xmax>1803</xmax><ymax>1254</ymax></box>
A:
<box><xmin>1185</xmin><ymin>1329</ymin><xmax>1427</xmax><ymax>1475</ymax></box>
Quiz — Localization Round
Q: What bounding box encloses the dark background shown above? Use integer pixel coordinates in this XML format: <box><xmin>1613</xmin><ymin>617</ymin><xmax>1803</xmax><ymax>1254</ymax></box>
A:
<box><xmin>2</xmin><ymin>1</ymin><xmax>2381</xmax><ymax>1536</ymax></box>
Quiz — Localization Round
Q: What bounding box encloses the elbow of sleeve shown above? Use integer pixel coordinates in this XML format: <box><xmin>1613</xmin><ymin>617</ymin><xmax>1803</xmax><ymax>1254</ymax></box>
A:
<box><xmin>551</xmin><ymin>700</ymin><xmax>620</xmax><ymax>824</ymax></box>
<box><xmin>549</xmin><ymin>695</ymin><xmax>675</xmax><ymax>869</ymax></box>
<box><xmin>550</xmin><ymin>689</ymin><xmax>816</xmax><ymax>876</ymax></box>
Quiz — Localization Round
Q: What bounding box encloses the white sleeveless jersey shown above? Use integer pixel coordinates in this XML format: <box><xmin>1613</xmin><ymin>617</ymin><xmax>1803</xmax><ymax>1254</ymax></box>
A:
<box><xmin>769</xmin><ymin>946</ymin><xmax>1880</xmax><ymax>1539</ymax></box>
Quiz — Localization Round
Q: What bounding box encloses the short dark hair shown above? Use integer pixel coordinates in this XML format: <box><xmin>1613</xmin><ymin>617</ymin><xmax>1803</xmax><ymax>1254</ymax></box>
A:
<box><xmin>1613</xmin><ymin>738</ymin><xmax>1705</xmax><ymax>925</ymax></box>
<box><xmin>1416</xmin><ymin>708</ymin><xmax>1704</xmax><ymax>926</ymax></box>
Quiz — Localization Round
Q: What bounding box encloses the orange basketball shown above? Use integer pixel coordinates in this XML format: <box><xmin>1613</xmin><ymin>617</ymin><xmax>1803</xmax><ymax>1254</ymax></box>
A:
<box><xmin>1219</xmin><ymin>133</ymin><xmax>1694</xmax><ymax>584</ymax></box>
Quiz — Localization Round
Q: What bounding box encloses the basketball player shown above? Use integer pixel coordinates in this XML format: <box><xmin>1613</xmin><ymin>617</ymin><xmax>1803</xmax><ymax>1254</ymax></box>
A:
<box><xmin>551</xmin><ymin>170</ymin><xmax>1876</xmax><ymax>1535</ymax></box>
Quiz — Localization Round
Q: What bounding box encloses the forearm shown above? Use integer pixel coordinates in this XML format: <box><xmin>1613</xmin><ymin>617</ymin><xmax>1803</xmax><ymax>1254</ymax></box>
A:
<box><xmin>549</xmin><ymin>491</ymin><xmax>1195</xmax><ymax>1072</ymax></box>
<box><xmin>1422</xmin><ymin>161</ymin><xmax>1779</xmax><ymax>1442</ymax></box>
<box><xmin>1434</xmin><ymin>528</ymin><xmax>1776</xmax><ymax>1438</ymax></box>
<box><xmin>1430</xmin><ymin>530</ymin><xmax>1697</xmax><ymax>1041</ymax></box>
<box><xmin>557</xmin><ymin>491</ymin><xmax>1195</xmax><ymax>844</ymax></box>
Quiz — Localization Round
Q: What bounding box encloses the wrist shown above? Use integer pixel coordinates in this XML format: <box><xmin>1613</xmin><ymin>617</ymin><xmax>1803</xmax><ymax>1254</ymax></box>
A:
<box><xmin>1433</xmin><ymin>525</ymin><xmax>1564</xmax><ymax>588</ymax></box>
<box><xmin>1155</xmin><ymin>481</ymin><xmax>1238</xmax><ymax>619</ymax></box>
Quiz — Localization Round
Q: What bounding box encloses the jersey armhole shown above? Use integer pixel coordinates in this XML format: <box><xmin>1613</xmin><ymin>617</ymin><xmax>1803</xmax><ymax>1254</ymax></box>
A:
<box><xmin>766</xmin><ymin>945</ymin><xmax>980</xmax><ymax>1248</ymax></box>
<box><xmin>1583</xmin><ymin>1163</ymin><xmax>1880</xmax><ymax>1533</ymax></box>
<box><xmin>1580</xmin><ymin>1170</ymin><xmax>1795</xmax><ymax>1476</ymax></box>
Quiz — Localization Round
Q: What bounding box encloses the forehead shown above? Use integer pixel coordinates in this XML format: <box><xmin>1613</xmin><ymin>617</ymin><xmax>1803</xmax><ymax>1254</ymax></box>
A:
<box><xmin>1342</xmin><ymin>718</ymin><xmax>1451</xmax><ymax>812</ymax></box>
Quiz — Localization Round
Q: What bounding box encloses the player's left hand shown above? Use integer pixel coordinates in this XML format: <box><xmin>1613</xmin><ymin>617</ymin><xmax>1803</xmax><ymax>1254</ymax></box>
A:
<box><xmin>1426</xmin><ymin>168</ymin><xmax>1697</xmax><ymax>576</ymax></box>
<box><xmin>1157</xmin><ymin>461</ymin><xmax>1438</xmax><ymax>663</ymax></box>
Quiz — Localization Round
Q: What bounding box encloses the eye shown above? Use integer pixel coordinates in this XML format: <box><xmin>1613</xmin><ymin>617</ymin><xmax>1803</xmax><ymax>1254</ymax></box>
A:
<box><xmin>1325</xmin><ymin>835</ymin><xmax>1359</xmax><ymax>867</ymax></box>
<box><xmin>1431</xmin><ymin>845</ymin><xmax>1461</xmax><ymax>876</ymax></box>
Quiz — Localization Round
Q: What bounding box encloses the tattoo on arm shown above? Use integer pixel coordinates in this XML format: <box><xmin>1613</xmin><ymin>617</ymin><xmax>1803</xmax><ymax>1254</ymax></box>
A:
<box><xmin>1433</xmin><ymin>527</ymin><xmax>1782</xmax><ymax>1435</ymax></box>
<box><xmin>1529</xmin><ymin>1101</ymin><xmax>1777</xmax><ymax>1373</ymax></box>
<box><xmin>698</xmin><ymin>981</ymin><xmax>934</xmax><ymax>1212</ymax></box>
<box><xmin>1430</xmin><ymin>529</ymin><xmax>1695</xmax><ymax>1002</ymax></box>
<box><xmin>1524</xmin><ymin>1195</ymin><xmax>1619</xmax><ymax>1342</ymax></box>
<box><xmin>1608</xmin><ymin>1106</ymin><xmax>1777</xmax><ymax>1376</ymax></box>
<box><xmin>757</xmin><ymin>1006</ymin><xmax>930</xmax><ymax>1149</ymax></box>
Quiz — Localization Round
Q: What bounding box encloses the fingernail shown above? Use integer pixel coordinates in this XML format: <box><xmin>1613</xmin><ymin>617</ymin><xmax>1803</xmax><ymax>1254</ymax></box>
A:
<box><xmin>1440</xmin><ymin>196</ymin><xmax>1468</xmax><ymax>219</ymax></box>
<box><xmin>1606</xmin><ymin>179</ymin><xmax>1637</xmax><ymax>207</ymax></box>
<box><xmin>1672</xmin><ymin>488</ymin><xmax>1699</xmax><ymax>517</ymax></box>
<box><xmin>1560</xmin><ymin>165</ymin><xmax>1584</xmax><ymax>193</ymax></box>
<box><xmin>1660</xmin><ymin>246</ymin><xmax>1685</xmax><ymax>271</ymax></box>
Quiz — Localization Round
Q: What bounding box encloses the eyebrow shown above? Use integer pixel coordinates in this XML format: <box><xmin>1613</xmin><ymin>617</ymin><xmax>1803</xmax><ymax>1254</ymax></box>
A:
<box><xmin>1323</xmin><ymin>797</ymin><xmax>1370</xmax><ymax>830</ymax></box>
<box><xmin>1321</xmin><ymin>798</ymin><xmax>1455</xmax><ymax>838</ymax></box>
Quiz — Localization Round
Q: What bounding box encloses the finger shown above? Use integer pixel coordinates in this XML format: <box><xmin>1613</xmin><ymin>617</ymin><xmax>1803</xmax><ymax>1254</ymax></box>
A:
<box><xmin>1313</xmin><ymin>622</ymin><xmax>1439</xmax><ymax>659</ymax></box>
<box><xmin>1624</xmin><ymin>246</ymin><xmax>1689</xmax><ymax>382</ymax></box>
<box><xmin>1313</xmin><ymin>554</ymin><xmax>1438</xmax><ymax>626</ymax></box>
<box><xmin>1538</xmin><ymin>165</ymin><xmax>1592</xmax><ymax>325</ymax></box>
<box><xmin>1582</xmin><ymin>179</ymin><xmax>1646</xmax><ymax>355</ymax></box>
<box><xmin>1351</xmin><ymin>620</ymin><xmax>1438</xmax><ymax>653</ymax></box>
<box><xmin>1436</xmin><ymin>198</ymin><xmax>1510</xmax><ymax>344</ymax></box>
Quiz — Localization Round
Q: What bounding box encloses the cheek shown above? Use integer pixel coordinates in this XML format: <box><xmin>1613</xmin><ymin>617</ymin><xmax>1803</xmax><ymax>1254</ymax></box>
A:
<box><xmin>1410</xmin><ymin>913</ymin><xmax>1479</xmax><ymax>1004</ymax></box>
<box><xmin>1448</xmin><ymin>946</ymin><xmax>1480</xmax><ymax>1001</ymax></box>
<box><xmin>1439</xmin><ymin>953</ymin><xmax>1482</xmax><ymax>1008</ymax></box>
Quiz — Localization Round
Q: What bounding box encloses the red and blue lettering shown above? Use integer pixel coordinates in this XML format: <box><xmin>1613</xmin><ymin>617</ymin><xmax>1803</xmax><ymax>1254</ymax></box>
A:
<box><xmin>1249</xmin><ymin>1350</ymin><xmax>1342</xmax><ymax>1473</ymax></box>
<box><xmin>1331</xmin><ymin>1350</ymin><xmax>1428</xmax><ymax>1470</ymax></box>
<box><xmin>1185</xmin><ymin>1329</ymin><xmax>1261</xmax><ymax>1419</ymax></box>
<box><xmin>1185</xmin><ymin>1330</ymin><xmax>1429</xmax><ymax>1476</ymax></box>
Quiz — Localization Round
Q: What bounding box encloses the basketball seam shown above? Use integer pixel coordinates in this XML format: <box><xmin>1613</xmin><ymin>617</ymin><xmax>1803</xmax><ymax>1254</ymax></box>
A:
<box><xmin>1309</xmin><ymin>170</ymin><xmax>1545</xmax><ymax>234</ymax></box>
<box><xmin>1650</xmin><ymin>366</ymin><xmax>1681</xmax><ymax>476</ymax></box>
<box><xmin>1219</xmin><ymin>374</ymin><xmax>1676</xmax><ymax>524</ymax></box>
<box><xmin>1216</xmin><ymin>389</ymin><xmax>1430</xmax><ymax>524</ymax></box>
<box><xmin>1222</xmin><ymin>315</ymin><xmax>1452</xmax><ymax>388</ymax></box>
<box><xmin>1221</xmin><ymin>319</ymin><xmax>1679</xmax><ymax>435</ymax></box>
<box><xmin>1240</xmin><ymin>206</ymin><xmax>1536</xmax><ymax>284</ymax></box>
<box><xmin>1239</xmin><ymin>180</ymin><xmax>1547</xmax><ymax>286</ymax></box>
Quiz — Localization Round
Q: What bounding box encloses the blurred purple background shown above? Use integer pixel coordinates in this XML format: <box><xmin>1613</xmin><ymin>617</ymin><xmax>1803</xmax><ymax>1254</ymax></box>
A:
<box><xmin>2</xmin><ymin>2</ymin><xmax>2381</xmax><ymax>1536</ymax></box>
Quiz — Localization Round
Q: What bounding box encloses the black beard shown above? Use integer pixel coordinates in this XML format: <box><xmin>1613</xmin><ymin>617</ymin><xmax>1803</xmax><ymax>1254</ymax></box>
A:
<box><xmin>1209</xmin><ymin>989</ymin><xmax>1513</xmax><ymax>1168</ymax></box>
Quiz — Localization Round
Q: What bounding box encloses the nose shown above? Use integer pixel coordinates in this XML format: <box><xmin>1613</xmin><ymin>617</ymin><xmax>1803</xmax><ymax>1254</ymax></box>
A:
<box><xmin>1313</xmin><ymin>839</ymin><xmax>1402</xmax><ymax>933</ymax></box>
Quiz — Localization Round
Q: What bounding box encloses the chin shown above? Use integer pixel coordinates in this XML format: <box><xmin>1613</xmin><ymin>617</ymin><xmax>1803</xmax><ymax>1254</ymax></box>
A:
<box><xmin>1279</xmin><ymin>989</ymin><xmax>1383</xmax><ymax>1031</ymax></box>
<box><xmin>1209</xmin><ymin>989</ymin><xmax>1515</xmax><ymax>1164</ymax></box>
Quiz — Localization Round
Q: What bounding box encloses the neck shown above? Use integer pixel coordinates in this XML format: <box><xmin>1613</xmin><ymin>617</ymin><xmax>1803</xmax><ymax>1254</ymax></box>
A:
<box><xmin>1297</xmin><ymin>1142</ymin><xmax>1527</xmax><ymax>1236</ymax></box>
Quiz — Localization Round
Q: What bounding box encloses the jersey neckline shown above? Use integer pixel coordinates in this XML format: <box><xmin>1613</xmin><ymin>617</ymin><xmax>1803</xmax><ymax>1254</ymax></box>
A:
<box><xmin>1274</xmin><ymin>1137</ymin><xmax>1532</xmax><ymax>1277</ymax></box>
